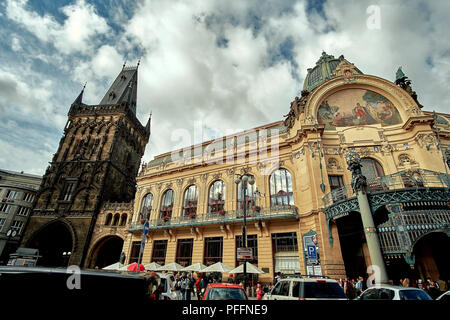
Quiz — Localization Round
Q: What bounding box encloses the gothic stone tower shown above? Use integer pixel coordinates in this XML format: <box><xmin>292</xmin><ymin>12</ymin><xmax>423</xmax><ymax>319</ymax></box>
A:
<box><xmin>21</xmin><ymin>64</ymin><xmax>150</xmax><ymax>267</ymax></box>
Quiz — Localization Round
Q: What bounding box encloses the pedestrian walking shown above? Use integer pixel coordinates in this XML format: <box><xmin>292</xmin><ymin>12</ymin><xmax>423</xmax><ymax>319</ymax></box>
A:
<box><xmin>186</xmin><ymin>273</ymin><xmax>194</xmax><ymax>301</ymax></box>
<box><xmin>174</xmin><ymin>273</ymin><xmax>182</xmax><ymax>300</ymax></box>
<box><xmin>227</xmin><ymin>273</ymin><xmax>234</xmax><ymax>284</ymax></box>
<box><xmin>256</xmin><ymin>283</ymin><xmax>263</xmax><ymax>300</ymax></box>
<box><xmin>355</xmin><ymin>276</ymin><xmax>364</xmax><ymax>296</ymax></box>
<box><xmin>180</xmin><ymin>272</ymin><xmax>188</xmax><ymax>300</ymax></box>
<box><xmin>195</xmin><ymin>275</ymin><xmax>202</xmax><ymax>300</ymax></box>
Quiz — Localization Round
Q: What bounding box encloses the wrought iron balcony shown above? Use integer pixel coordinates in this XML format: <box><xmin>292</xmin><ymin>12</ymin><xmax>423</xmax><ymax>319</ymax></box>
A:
<box><xmin>128</xmin><ymin>205</ymin><xmax>298</xmax><ymax>231</ymax></box>
<box><xmin>323</xmin><ymin>169</ymin><xmax>450</xmax><ymax>210</ymax></box>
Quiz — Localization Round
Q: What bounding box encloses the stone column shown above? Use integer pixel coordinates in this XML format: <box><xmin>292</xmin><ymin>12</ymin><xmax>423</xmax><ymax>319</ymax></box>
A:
<box><xmin>345</xmin><ymin>151</ymin><xmax>389</xmax><ymax>284</ymax></box>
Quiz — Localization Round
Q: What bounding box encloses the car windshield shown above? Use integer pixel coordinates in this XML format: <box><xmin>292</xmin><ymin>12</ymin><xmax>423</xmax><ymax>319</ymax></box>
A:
<box><xmin>206</xmin><ymin>288</ymin><xmax>247</xmax><ymax>300</ymax></box>
<box><xmin>302</xmin><ymin>282</ymin><xmax>347</xmax><ymax>299</ymax></box>
<box><xmin>399</xmin><ymin>289</ymin><xmax>432</xmax><ymax>300</ymax></box>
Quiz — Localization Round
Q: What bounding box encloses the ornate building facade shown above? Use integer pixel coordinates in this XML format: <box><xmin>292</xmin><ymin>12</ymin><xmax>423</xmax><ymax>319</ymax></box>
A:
<box><xmin>111</xmin><ymin>52</ymin><xmax>449</xmax><ymax>284</ymax></box>
<box><xmin>20</xmin><ymin>64</ymin><xmax>151</xmax><ymax>267</ymax></box>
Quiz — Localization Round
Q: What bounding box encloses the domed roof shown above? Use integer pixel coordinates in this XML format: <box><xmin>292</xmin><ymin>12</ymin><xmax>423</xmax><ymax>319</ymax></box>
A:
<box><xmin>303</xmin><ymin>52</ymin><xmax>363</xmax><ymax>93</ymax></box>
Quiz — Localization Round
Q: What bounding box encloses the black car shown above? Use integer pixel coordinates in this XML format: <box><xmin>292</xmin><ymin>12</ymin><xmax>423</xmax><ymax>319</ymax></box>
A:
<box><xmin>0</xmin><ymin>266</ymin><xmax>151</xmax><ymax>301</ymax></box>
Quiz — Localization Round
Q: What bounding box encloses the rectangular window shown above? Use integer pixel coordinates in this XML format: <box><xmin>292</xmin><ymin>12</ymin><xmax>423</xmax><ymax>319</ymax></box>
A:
<box><xmin>6</xmin><ymin>190</ymin><xmax>18</xmax><ymax>200</ymax></box>
<box><xmin>129</xmin><ymin>241</ymin><xmax>141</xmax><ymax>264</ymax></box>
<box><xmin>17</xmin><ymin>206</ymin><xmax>30</xmax><ymax>216</ymax></box>
<box><xmin>0</xmin><ymin>203</ymin><xmax>12</xmax><ymax>213</ymax></box>
<box><xmin>328</xmin><ymin>175</ymin><xmax>346</xmax><ymax>202</ymax></box>
<box><xmin>272</xmin><ymin>232</ymin><xmax>298</xmax><ymax>252</ymax></box>
<box><xmin>151</xmin><ymin>240</ymin><xmax>168</xmax><ymax>265</ymax></box>
<box><xmin>23</xmin><ymin>193</ymin><xmax>35</xmax><ymax>202</ymax></box>
<box><xmin>235</xmin><ymin>234</ymin><xmax>258</xmax><ymax>265</ymax></box>
<box><xmin>0</xmin><ymin>218</ymin><xmax>6</xmax><ymax>232</ymax></box>
<box><xmin>204</xmin><ymin>237</ymin><xmax>223</xmax><ymax>266</ymax></box>
<box><xmin>62</xmin><ymin>182</ymin><xmax>76</xmax><ymax>201</ymax></box>
<box><xmin>11</xmin><ymin>220</ymin><xmax>24</xmax><ymax>235</ymax></box>
<box><xmin>176</xmin><ymin>238</ymin><xmax>194</xmax><ymax>267</ymax></box>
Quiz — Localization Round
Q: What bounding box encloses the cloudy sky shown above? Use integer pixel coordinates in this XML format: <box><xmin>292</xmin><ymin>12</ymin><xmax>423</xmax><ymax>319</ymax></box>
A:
<box><xmin>0</xmin><ymin>0</ymin><xmax>449</xmax><ymax>175</ymax></box>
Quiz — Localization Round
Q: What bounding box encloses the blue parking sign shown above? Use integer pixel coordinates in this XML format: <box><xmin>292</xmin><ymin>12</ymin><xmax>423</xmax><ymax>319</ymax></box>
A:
<box><xmin>307</xmin><ymin>245</ymin><xmax>317</xmax><ymax>261</ymax></box>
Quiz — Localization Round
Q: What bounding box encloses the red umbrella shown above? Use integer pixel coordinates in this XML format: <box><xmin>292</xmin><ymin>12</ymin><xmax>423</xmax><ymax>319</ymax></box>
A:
<box><xmin>127</xmin><ymin>263</ymin><xmax>145</xmax><ymax>272</ymax></box>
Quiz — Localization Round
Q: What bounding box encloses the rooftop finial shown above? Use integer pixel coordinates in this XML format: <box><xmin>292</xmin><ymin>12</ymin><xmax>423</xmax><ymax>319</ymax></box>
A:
<box><xmin>137</xmin><ymin>58</ymin><xmax>141</xmax><ymax>68</ymax></box>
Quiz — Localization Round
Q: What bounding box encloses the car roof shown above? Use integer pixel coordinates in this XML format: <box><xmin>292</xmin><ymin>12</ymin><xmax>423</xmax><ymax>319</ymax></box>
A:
<box><xmin>0</xmin><ymin>266</ymin><xmax>145</xmax><ymax>280</ymax></box>
<box><xmin>280</xmin><ymin>276</ymin><xmax>338</xmax><ymax>283</ymax></box>
<box><xmin>363</xmin><ymin>284</ymin><xmax>422</xmax><ymax>290</ymax></box>
<box><xmin>207</xmin><ymin>283</ymin><xmax>244</xmax><ymax>289</ymax></box>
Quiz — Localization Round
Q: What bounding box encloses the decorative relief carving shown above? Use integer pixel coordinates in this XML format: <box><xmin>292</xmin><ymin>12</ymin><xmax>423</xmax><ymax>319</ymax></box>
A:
<box><xmin>398</xmin><ymin>154</ymin><xmax>418</xmax><ymax>167</ymax></box>
<box><xmin>415</xmin><ymin>133</ymin><xmax>437</xmax><ymax>149</ymax></box>
<box><xmin>327</xmin><ymin>158</ymin><xmax>342</xmax><ymax>170</ymax></box>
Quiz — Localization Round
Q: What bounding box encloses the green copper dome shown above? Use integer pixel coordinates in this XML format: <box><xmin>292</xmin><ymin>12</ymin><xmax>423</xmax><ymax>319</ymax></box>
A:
<box><xmin>303</xmin><ymin>52</ymin><xmax>362</xmax><ymax>92</ymax></box>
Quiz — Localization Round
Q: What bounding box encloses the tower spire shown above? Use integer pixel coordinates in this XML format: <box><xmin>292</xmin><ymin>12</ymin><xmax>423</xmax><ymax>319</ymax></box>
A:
<box><xmin>145</xmin><ymin>111</ymin><xmax>152</xmax><ymax>135</ymax></box>
<box><xmin>73</xmin><ymin>82</ymin><xmax>86</xmax><ymax>105</ymax></box>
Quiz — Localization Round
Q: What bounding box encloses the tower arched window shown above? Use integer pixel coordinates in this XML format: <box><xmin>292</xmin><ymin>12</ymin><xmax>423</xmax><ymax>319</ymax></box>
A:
<box><xmin>236</xmin><ymin>174</ymin><xmax>257</xmax><ymax>211</ymax></box>
<box><xmin>269</xmin><ymin>168</ymin><xmax>294</xmax><ymax>207</ymax></box>
<box><xmin>120</xmin><ymin>214</ymin><xmax>128</xmax><ymax>226</ymax></box>
<box><xmin>140</xmin><ymin>193</ymin><xmax>154</xmax><ymax>221</ymax></box>
<box><xmin>105</xmin><ymin>213</ymin><xmax>112</xmax><ymax>226</ymax></box>
<box><xmin>208</xmin><ymin>180</ymin><xmax>226</xmax><ymax>214</ymax></box>
<box><xmin>183</xmin><ymin>185</ymin><xmax>198</xmax><ymax>217</ymax></box>
<box><xmin>160</xmin><ymin>189</ymin><xmax>174</xmax><ymax>221</ymax></box>
<box><xmin>112</xmin><ymin>213</ymin><xmax>120</xmax><ymax>226</ymax></box>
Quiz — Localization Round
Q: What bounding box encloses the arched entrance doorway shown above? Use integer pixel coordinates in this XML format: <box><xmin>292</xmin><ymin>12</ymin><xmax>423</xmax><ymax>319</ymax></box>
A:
<box><xmin>28</xmin><ymin>221</ymin><xmax>74</xmax><ymax>267</ymax></box>
<box><xmin>89</xmin><ymin>236</ymin><xmax>124</xmax><ymax>269</ymax></box>
<box><xmin>413</xmin><ymin>232</ymin><xmax>449</xmax><ymax>281</ymax></box>
<box><xmin>336</xmin><ymin>211</ymin><xmax>368</xmax><ymax>279</ymax></box>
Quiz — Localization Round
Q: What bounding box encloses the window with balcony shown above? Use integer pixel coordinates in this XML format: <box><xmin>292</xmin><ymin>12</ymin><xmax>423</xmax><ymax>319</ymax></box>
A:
<box><xmin>160</xmin><ymin>189</ymin><xmax>174</xmax><ymax>221</ymax></box>
<box><xmin>140</xmin><ymin>193</ymin><xmax>153</xmax><ymax>221</ymax></box>
<box><xmin>361</xmin><ymin>158</ymin><xmax>385</xmax><ymax>191</ymax></box>
<box><xmin>236</xmin><ymin>174</ymin><xmax>257</xmax><ymax>212</ymax></box>
<box><xmin>328</xmin><ymin>175</ymin><xmax>346</xmax><ymax>202</ymax></box>
<box><xmin>10</xmin><ymin>220</ymin><xmax>24</xmax><ymax>235</ymax></box>
<box><xmin>182</xmin><ymin>185</ymin><xmax>198</xmax><ymax>218</ymax></box>
<box><xmin>208</xmin><ymin>180</ymin><xmax>226</xmax><ymax>214</ymax></box>
<box><xmin>269</xmin><ymin>168</ymin><xmax>294</xmax><ymax>207</ymax></box>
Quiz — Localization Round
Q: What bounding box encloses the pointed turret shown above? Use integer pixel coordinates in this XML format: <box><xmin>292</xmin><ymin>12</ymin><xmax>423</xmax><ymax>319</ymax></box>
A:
<box><xmin>99</xmin><ymin>63</ymin><xmax>139</xmax><ymax>113</ymax></box>
<box><xmin>145</xmin><ymin>111</ymin><xmax>152</xmax><ymax>135</ymax></box>
<box><xmin>72</xmin><ymin>83</ymin><xmax>86</xmax><ymax>106</ymax></box>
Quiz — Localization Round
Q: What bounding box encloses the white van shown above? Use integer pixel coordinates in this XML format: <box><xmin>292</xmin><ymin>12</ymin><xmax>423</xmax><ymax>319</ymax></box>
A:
<box><xmin>263</xmin><ymin>276</ymin><xmax>347</xmax><ymax>300</ymax></box>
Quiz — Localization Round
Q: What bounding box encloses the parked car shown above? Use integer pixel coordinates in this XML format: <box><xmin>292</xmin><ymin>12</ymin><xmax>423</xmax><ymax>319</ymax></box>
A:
<box><xmin>0</xmin><ymin>266</ymin><xmax>151</xmax><ymax>301</ymax></box>
<box><xmin>356</xmin><ymin>285</ymin><xmax>432</xmax><ymax>300</ymax></box>
<box><xmin>201</xmin><ymin>283</ymin><xmax>248</xmax><ymax>300</ymax></box>
<box><xmin>156</xmin><ymin>272</ymin><xmax>179</xmax><ymax>300</ymax></box>
<box><xmin>263</xmin><ymin>276</ymin><xmax>347</xmax><ymax>300</ymax></box>
<box><xmin>436</xmin><ymin>290</ymin><xmax>450</xmax><ymax>302</ymax></box>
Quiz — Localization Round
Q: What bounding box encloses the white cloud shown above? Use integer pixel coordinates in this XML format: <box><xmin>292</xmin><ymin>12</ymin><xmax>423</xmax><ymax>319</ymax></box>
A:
<box><xmin>5</xmin><ymin>0</ymin><xmax>110</xmax><ymax>55</ymax></box>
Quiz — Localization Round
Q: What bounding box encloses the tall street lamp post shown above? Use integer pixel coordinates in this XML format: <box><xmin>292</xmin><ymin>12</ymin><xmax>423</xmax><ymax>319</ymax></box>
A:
<box><xmin>234</xmin><ymin>173</ymin><xmax>255</xmax><ymax>291</ymax></box>
<box><xmin>345</xmin><ymin>151</ymin><xmax>389</xmax><ymax>284</ymax></box>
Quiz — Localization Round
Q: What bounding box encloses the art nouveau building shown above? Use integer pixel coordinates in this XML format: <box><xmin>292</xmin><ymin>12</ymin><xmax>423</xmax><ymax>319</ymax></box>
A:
<box><xmin>91</xmin><ymin>52</ymin><xmax>449</xmax><ymax>283</ymax></box>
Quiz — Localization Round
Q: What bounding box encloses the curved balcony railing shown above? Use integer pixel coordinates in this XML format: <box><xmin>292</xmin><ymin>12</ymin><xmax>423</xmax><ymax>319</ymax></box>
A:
<box><xmin>128</xmin><ymin>205</ymin><xmax>298</xmax><ymax>231</ymax></box>
<box><xmin>322</xmin><ymin>169</ymin><xmax>450</xmax><ymax>208</ymax></box>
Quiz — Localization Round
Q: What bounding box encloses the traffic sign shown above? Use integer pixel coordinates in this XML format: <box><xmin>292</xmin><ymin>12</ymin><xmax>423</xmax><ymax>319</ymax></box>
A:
<box><xmin>307</xmin><ymin>245</ymin><xmax>317</xmax><ymax>262</ymax></box>
<box><xmin>237</xmin><ymin>247</ymin><xmax>253</xmax><ymax>261</ymax></box>
<box><xmin>143</xmin><ymin>221</ymin><xmax>150</xmax><ymax>235</ymax></box>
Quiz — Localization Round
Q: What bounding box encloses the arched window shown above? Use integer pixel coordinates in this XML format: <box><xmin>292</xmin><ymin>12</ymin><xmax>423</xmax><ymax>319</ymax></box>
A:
<box><xmin>236</xmin><ymin>174</ymin><xmax>257</xmax><ymax>211</ymax></box>
<box><xmin>361</xmin><ymin>158</ymin><xmax>384</xmax><ymax>180</ymax></box>
<box><xmin>120</xmin><ymin>214</ymin><xmax>127</xmax><ymax>226</ymax></box>
<box><xmin>112</xmin><ymin>213</ymin><xmax>120</xmax><ymax>226</ymax></box>
<box><xmin>160</xmin><ymin>189</ymin><xmax>174</xmax><ymax>221</ymax></box>
<box><xmin>140</xmin><ymin>193</ymin><xmax>154</xmax><ymax>220</ymax></box>
<box><xmin>183</xmin><ymin>185</ymin><xmax>198</xmax><ymax>217</ymax></box>
<box><xmin>269</xmin><ymin>168</ymin><xmax>294</xmax><ymax>207</ymax></box>
<box><xmin>208</xmin><ymin>180</ymin><xmax>226</xmax><ymax>214</ymax></box>
<box><xmin>361</xmin><ymin>158</ymin><xmax>385</xmax><ymax>191</ymax></box>
<box><xmin>104</xmin><ymin>213</ymin><xmax>112</xmax><ymax>226</ymax></box>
